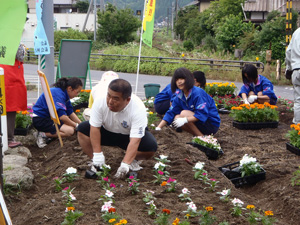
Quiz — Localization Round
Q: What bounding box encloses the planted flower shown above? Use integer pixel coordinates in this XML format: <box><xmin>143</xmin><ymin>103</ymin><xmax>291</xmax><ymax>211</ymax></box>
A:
<box><xmin>193</xmin><ymin>162</ymin><xmax>207</xmax><ymax>181</ymax></box>
<box><xmin>240</xmin><ymin>154</ymin><xmax>263</xmax><ymax>177</ymax></box>
<box><xmin>205</xmin><ymin>82</ymin><xmax>237</xmax><ymax>96</ymax></box>
<box><xmin>63</xmin><ymin>167</ymin><xmax>79</xmax><ymax>183</ymax></box>
<box><xmin>143</xmin><ymin>97</ymin><xmax>155</xmax><ymax>108</ymax></box>
<box><xmin>213</xmin><ymin>95</ymin><xmax>242</xmax><ymax>110</ymax></box>
<box><xmin>178</xmin><ymin>188</ymin><xmax>192</xmax><ymax>202</ymax></box>
<box><xmin>190</xmin><ymin>136</ymin><xmax>223</xmax><ymax>160</ymax></box>
<box><xmin>286</xmin><ymin>124</ymin><xmax>300</xmax><ymax>155</ymax></box>
<box><xmin>127</xmin><ymin>175</ymin><xmax>140</xmax><ymax>194</ymax></box>
<box><xmin>217</xmin><ymin>189</ymin><xmax>231</xmax><ymax>202</ymax></box>
<box><xmin>230</xmin><ymin>103</ymin><xmax>279</xmax><ymax>130</ymax></box>
<box><xmin>154</xmin><ymin>209</ymin><xmax>171</xmax><ymax>225</ymax></box>
<box><xmin>231</xmin><ymin>198</ymin><xmax>245</xmax><ymax>216</ymax></box>
<box><xmin>147</xmin><ymin>111</ymin><xmax>160</xmax><ymax>129</ymax></box>
<box><xmin>71</xmin><ymin>89</ymin><xmax>91</xmax><ymax>108</ymax></box>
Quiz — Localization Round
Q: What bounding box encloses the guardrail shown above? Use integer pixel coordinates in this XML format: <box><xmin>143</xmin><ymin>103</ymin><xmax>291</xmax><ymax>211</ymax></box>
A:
<box><xmin>25</xmin><ymin>51</ymin><xmax>264</xmax><ymax>72</ymax></box>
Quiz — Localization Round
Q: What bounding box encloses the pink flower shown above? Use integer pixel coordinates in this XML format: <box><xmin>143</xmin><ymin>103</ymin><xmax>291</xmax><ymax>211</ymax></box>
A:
<box><xmin>129</xmin><ymin>182</ymin><xmax>133</xmax><ymax>187</ymax></box>
<box><xmin>129</xmin><ymin>176</ymin><xmax>134</xmax><ymax>179</ymax></box>
<box><xmin>103</xmin><ymin>177</ymin><xmax>109</xmax><ymax>182</ymax></box>
<box><xmin>53</xmin><ymin>176</ymin><xmax>59</xmax><ymax>180</ymax></box>
<box><xmin>202</xmin><ymin>173</ymin><xmax>207</xmax><ymax>176</ymax></box>
<box><xmin>210</xmin><ymin>178</ymin><xmax>216</xmax><ymax>181</ymax></box>
<box><xmin>288</xmin><ymin>101</ymin><xmax>292</xmax><ymax>104</ymax></box>
<box><xmin>63</xmin><ymin>187</ymin><xmax>69</xmax><ymax>190</ymax></box>
<box><xmin>167</xmin><ymin>177</ymin><xmax>176</xmax><ymax>183</ymax></box>
<box><xmin>158</xmin><ymin>170</ymin><xmax>164</xmax><ymax>175</ymax></box>
<box><xmin>110</xmin><ymin>183</ymin><xmax>116</xmax><ymax>188</ymax></box>
<box><xmin>278</xmin><ymin>96</ymin><xmax>281</xmax><ymax>98</ymax></box>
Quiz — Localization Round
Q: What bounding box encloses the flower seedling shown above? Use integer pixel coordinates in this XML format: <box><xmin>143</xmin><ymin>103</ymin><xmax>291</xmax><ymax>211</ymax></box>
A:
<box><xmin>63</xmin><ymin>167</ymin><xmax>79</xmax><ymax>183</ymax></box>
<box><xmin>62</xmin><ymin>186</ymin><xmax>77</xmax><ymax>203</ymax></box>
<box><xmin>178</xmin><ymin>188</ymin><xmax>192</xmax><ymax>202</ymax></box>
<box><xmin>53</xmin><ymin>176</ymin><xmax>65</xmax><ymax>192</ymax></box>
<box><xmin>153</xmin><ymin>170</ymin><xmax>168</xmax><ymax>184</ymax></box>
<box><xmin>286</xmin><ymin>124</ymin><xmax>300</xmax><ymax>149</ymax></box>
<box><xmin>127</xmin><ymin>176</ymin><xmax>140</xmax><ymax>194</ymax></box>
<box><xmin>198</xmin><ymin>206</ymin><xmax>216</xmax><ymax>225</ymax></box>
<box><xmin>147</xmin><ymin>111</ymin><xmax>160</xmax><ymax>129</ymax></box>
<box><xmin>154</xmin><ymin>155</ymin><xmax>171</xmax><ymax>164</ymax></box>
<box><xmin>62</xmin><ymin>206</ymin><xmax>84</xmax><ymax>225</ymax></box>
<box><xmin>205</xmin><ymin>82</ymin><xmax>237</xmax><ymax>96</ymax></box>
<box><xmin>101</xmin><ymin>204</ymin><xmax>120</xmax><ymax>223</ymax></box>
<box><xmin>146</xmin><ymin>200</ymin><xmax>157</xmax><ymax>216</ymax></box>
<box><xmin>240</xmin><ymin>154</ymin><xmax>263</xmax><ymax>177</ymax></box>
<box><xmin>193</xmin><ymin>162</ymin><xmax>208</xmax><ymax>182</ymax></box>
<box><xmin>217</xmin><ymin>189</ymin><xmax>231</xmax><ymax>202</ymax></box>
<box><xmin>143</xmin><ymin>97</ymin><xmax>154</xmax><ymax>108</ymax></box>
<box><xmin>99</xmin><ymin>190</ymin><xmax>115</xmax><ymax>203</ymax></box>
<box><xmin>262</xmin><ymin>210</ymin><xmax>277</xmax><ymax>225</ymax></box>
<box><xmin>15</xmin><ymin>110</ymin><xmax>32</xmax><ymax>128</ymax></box>
<box><xmin>205</xmin><ymin>178</ymin><xmax>219</xmax><ymax>192</ymax></box>
<box><xmin>231</xmin><ymin>198</ymin><xmax>245</xmax><ymax>217</ymax></box>
<box><xmin>192</xmin><ymin>135</ymin><xmax>222</xmax><ymax>152</ymax></box>
<box><xmin>143</xmin><ymin>190</ymin><xmax>156</xmax><ymax>203</ymax></box>
<box><xmin>245</xmin><ymin>205</ymin><xmax>264</xmax><ymax>224</ymax></box>
<box><xmin>154</xmin><ymin>209</ymin><xmax>171</xmax><ymax>225</ymax></box>
<box><xmin>163</xmin><ymin>177</ymin><xmax>177</xmax><ymax>192</ymax></box>
<box><xmin>183</xmin><ymin>202</ymin><xmax>199</xmax><ymax>218</ymax></box>
<box><xmin>96</xmin><ymin>164</ymin><xmax>111</xmax><ymax>178</ymax></box>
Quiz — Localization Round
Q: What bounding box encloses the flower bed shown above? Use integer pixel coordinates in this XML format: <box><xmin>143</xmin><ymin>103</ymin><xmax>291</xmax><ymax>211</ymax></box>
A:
<box><xmin>230</xmin><ymin>102</ymin><xmax>279</xmax><ymax>129</ymax></box>
<box><xmin>213</xmin><ymin>95</ymin><xmax>242</xmax><ymax>110</ymax></box>
<box><xmin>205</xmin><ymin>82</ymin><xmax>237</xmax><ymax>96</ymax></box>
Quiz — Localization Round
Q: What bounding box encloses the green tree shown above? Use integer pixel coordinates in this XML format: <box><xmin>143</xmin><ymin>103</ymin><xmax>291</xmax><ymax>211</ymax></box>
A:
<box><xmin>174</xmin><ymin>6</ymin><xmax>198</xmax><ymax>40</ymax></box>
<box><xmin>97</xmin><ymin>3</ymin><xmax>141</xmax><ymax>44</ymax></box>
<box><xmin>215</xmin><ymin>14</ymin><xmax>254</xmax><ymax>52</ymax></box>
<box><xmin>54</xmin><ymin>29</ymin><xmax>88</xmax><ymax>51</ymax></box>
<box><xmin>75</xmin><ymin>0</ymin><xmax>89</xmax><ymax>13</ymax></box>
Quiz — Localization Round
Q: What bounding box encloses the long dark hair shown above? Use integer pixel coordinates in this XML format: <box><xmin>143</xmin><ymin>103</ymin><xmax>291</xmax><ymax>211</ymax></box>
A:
<box><xmin>242</xmin><ymin>64</ymin><xmax>258</xmax><ymax>84</ymax></box>
<box><xmin>171</xmin><ymin>67</ymin><xmax>195</xmax><ymax>92</ymax></box>
<box><xmin>53</xmin><ymin>77</ymin><xmax>83</xmax><ymax>90</ymax></box>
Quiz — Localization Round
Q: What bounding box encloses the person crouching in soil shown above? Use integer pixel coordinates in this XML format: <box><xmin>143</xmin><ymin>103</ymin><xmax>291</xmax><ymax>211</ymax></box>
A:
<box><xmin>77</xmin><ymin>79</ymin><xmax>158</xmax><ymax>179</ymax></box>
<box><xmin>239</xmin><ymin>64</ymin><xmax>277</xmax><ymax>105</ymax></box>
<box><xmin>155</xmin><ymin>67</ymin><xmax>220</xmax><ymax>136</ymax></box>
<box><xmin>32</xmin><ymin>77</ymin><xmax>83</xmax><ymax>148</ymax></box>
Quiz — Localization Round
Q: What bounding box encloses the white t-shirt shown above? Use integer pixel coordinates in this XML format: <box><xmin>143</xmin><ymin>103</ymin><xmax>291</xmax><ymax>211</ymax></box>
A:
<box><xmin>90</xmin><ymin>94</ymin><xmax>147</xmax><ymax>138</ymax></box>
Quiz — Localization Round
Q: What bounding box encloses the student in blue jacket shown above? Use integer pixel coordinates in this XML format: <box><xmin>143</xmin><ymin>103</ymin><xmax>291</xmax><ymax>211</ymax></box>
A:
<box><xmin>155</xmin><ymin>67</ymin><xmax>220</xmax><ymax>136</ymax></box>
<box><xmin>239</xmin><ymin>64</ymin><xmax>277</xmax><ymax>105</ymax></box>
<box><xmin>33</xmin><ymin>77</ymin><xmax>83</xmax><ymax>148</ymax></box>
<box><xmin>154</xmin><ymin>71</ymin><xmax>207</xmax><ymax>115</ymax></box>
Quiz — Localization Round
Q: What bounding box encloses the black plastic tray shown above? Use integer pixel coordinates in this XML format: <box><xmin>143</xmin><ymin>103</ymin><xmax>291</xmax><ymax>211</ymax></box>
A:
<box><xmin>233</xmin><ymin>121</ymin><xmax>278</xmax><ymax>130</ymax></box>
<box><xmin>73</xmin><ymin>102</ymin><xmax>88</xmax><ymax>110</ymax></box>
<box><xmin>14</xmin><ymin>124</ymin><xmax>32</xmax><ymax>136</ymax></box>
<box><xmin>286</xmin><ymin>142</ymin><xmax>300</xmax><ymax>156</ymax></box>
<box><xmin>218</xmin><ymin>161</ymin><xmax>266</xmax><ymax>187</ymax></box>
<box><xmin>187</xmin><ymin>142</ymin><xmax>224</xmax><ymax>160</ymax></box>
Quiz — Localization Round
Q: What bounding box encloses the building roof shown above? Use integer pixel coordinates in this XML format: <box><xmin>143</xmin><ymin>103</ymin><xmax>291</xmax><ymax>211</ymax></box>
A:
<box><xmin>244</xmin><ymin>0</ymin><xmax>300</xmax><ymax>13</ymax></box>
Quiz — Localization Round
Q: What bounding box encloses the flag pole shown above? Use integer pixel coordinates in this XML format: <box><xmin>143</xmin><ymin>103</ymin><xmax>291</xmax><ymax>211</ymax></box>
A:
<box><xmin>135</xmin><ymin>0</ymin><xmax>147</xmax><ymax>95</ymax></box>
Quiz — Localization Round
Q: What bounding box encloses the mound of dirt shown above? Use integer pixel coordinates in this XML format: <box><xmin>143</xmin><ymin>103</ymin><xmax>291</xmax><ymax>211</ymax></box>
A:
<box><xmin>6</xmin><ymin>104</ymin><xmax>299</xmax><ymax>225</ymax></box>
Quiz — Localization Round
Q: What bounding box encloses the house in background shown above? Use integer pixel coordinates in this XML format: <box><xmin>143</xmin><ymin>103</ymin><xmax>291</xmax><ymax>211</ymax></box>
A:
<box><xmin>184</xmin><ymin>0</ymin><xmax>214</xmax><ymax>12</ymax></box>
<box><xmin>243</xmin><ymin>0</ymin><xmax>300</xmax><ymax>25</ymax></box>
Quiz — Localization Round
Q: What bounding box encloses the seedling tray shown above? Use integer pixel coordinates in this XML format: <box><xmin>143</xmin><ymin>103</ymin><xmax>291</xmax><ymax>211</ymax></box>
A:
<box><xmin>187</xmin><ymin>142</ymin><xmax>224</xmax><ymax>160</ymax></box>
<box><xmin>219</xmin><ymin>162</ymin><xmax>266</xmax><ymax>188</ymax></box>
<box><xmin>286</xmin><ymin>142</ymin><xmax>300</xmax><ymax>156</ymax></box>
<box><xmin>233</xmin><ymin>121</ymin><xmax>278</xmax><ymax>130</ymax></box>
<box><xmin>14</xmin><ymin>124</ymin><xmax>32</xmax><ymax>136</ymax></box>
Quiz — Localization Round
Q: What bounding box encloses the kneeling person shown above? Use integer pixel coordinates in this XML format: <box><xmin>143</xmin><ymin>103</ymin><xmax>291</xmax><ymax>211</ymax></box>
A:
<box><xmin>77</xmin><ymin>79</ymin><xmax>157</xmax><ymax>178</ymax></box>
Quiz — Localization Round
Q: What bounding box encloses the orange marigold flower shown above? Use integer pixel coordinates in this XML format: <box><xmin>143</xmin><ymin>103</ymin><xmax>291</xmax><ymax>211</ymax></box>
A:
<box><xmin>250</xmin><ymin>105</ymin><xmax>255</xmax><ymax>109</ymax></box>
<box><xmin>85</xmin><ymin>89</ymin><xmax>91</xmax><ymax>93</ymax></box>
<box><xmin>298</xmin><ymin>131</ymin><xmax>300</xmax><ymax>135</ymax></box>
<box><xmin>108</xmin><ymin>207</ymin><xmax>116</xmax><ymax>213</ymax></box>
<box><xmin>265</xmin><ymin>210</ymin><xmax>274</xmax><ymax>216</ymax></box>
<box><xmin>109</xmin><ymin>218</ymin><xmax>116</xmax><ymax>223</ymax></box>
<box><xmin>80</xmin><ymin>89</ymin><xmax>84</xmax><ymax>92</ymax></box>
<box><xmin>185</xmin><ymin>214</ymin><xmax>190</xmax><ymax>218</ymax></box>
<box><xmin>16</xmin><ymin>111</ymin><xmax>20</xmax><ymax>114</ymax></box>
<box><xmin>161</xmin><ymin>181</ymin><xmax>167</xmax><ymax>186</ymax></box>
<box><xmin>162</xmin><ymin>209</ymin><xmax>171</xmax><ymax>214</ymax></box>
<box><xmin>22</xmin><ymin>111</ymin><xmax>29</xmax><ymax>114</ymax></box>
<box><xmin>291</xmin><ymin>124</ymin><xmax>296</xmax><ymax>129</ymax></box>
<box><xmin>67</xmin><ymin>206</ymin><xmax>75</xmax><ymax>211</ymax></box>
<box><xmin>205</xmin><ymin>206</ymin><xmax>213</xmax><ymax>211</ymax></box>
<box><xmin>247</xmin><ymin>205</ymin><xmax>255</xmax><ymax>209</ymax></box>
<box><xmin>75</xmin><ymin>109</ymin><xmax>80</xmax><ymax>113</ymax></box>
<box><xmin>119</xmin><ymin>219</ymin><xmax>127</xmax><ymax>224</ymax></box>
<box><xmin>172</xmin><ymin>217</ymin><xmax>180</xmax><ymax>225</ymax></box>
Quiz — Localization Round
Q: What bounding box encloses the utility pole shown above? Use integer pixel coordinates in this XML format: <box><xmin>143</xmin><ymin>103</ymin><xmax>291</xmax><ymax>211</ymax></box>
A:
<box><xmin>286</xmin><ymin>0</ymin><xmax>292</xmax><ymax>49</ymax></box>
<box><xmin>171</xmin><ymin>1</ymin><xmax>174</xmax><ymax>39</ymax></box>
<box><xmin>94</xmin><ymin>0</ymin><xmax>97</xmax><ymax>41</ymax></box>
<box><xmin>167</xmin><ymin>7</ymin><xmax>169</xmax><ymax>36</ymax></box>
<box><xmin>42</xmin><ymin>0</ymin><xmax>55</xmax><ymax>85</ymax></box>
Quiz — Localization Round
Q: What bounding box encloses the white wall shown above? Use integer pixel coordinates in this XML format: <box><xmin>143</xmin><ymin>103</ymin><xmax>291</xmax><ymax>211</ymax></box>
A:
<box><xmin>251</xmin><ymin>12</ymin><xmax>264</xmax><ymax>20</ymax></box>
<box><xmin>21</xmin><ymin>13</ymin><xmax>95</xmax><ymax>48</ymax></box>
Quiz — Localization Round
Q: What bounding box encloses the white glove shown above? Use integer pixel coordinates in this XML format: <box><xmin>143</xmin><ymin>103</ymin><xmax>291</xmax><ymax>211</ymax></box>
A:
<box><xmin>92</xmin><ymin>152</ymin><xmax>105</xmax><ymax>167</ymax></box>
<box><xmin>155</xmin><ymin>127</ymin><xmax>161</xmax><ymax>131</ymax></box>
<box><xmin>248</xmin><ymin>95</ymin><xmax>258</xmax><ymax>103</ymax></box>
<box><xmin>129</xmin><ymin>160</ymin><xmax>143</xmax><ymax>171</ymax></box>
<box><xmin>243</xmin><ymin>99</ymin><xmax>250</xmax><ymax>105</ymax></box>
<box><xmin>114</xmin><ymin>162</ymin><xmax>130</xmax><ymax>178</ymax></box>
<box><xmin>172</xmin><ymin>117</ymin><xmax>188</xmax><ymax>128</ymax></box>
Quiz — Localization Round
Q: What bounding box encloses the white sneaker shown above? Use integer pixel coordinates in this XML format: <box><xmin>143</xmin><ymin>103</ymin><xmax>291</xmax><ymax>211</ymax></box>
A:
<box><xmin>129</xmin><ymin>160</ymin><xmax>143</xmax><ymax>171</ymax></box>
<box><xmin>36</xmin><ymin>131</ymin><xmax>47</xmax><ymax>148</ymax></box>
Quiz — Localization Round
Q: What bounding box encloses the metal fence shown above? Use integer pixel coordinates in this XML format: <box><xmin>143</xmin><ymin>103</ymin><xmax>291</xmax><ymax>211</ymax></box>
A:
<box><xmin>25</xmin><ymin>50</ymin><xmax>264</xmax><ymax>72</ymax></box>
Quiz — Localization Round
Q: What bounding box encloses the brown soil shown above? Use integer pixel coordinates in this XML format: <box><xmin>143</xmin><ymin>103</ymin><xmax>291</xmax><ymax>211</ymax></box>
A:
<box><xmin>6</xmin><ymin>104</ymin><xmax>300</xmax><ymax>225</ymax></box>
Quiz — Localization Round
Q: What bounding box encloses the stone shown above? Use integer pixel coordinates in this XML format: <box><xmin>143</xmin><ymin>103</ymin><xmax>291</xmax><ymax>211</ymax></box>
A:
<box><xmin>5</xmin><ymin>146</ymin><xmax>32</xmax><ymax>158</ymax></box>
<box><xmin>4</xmin><ymin>166</ymin><xmax>34</xmax><ymax>190</ymax></box>
<box><xmin>3</xmin><ymin>155</ymin><xmax>28</xmax><ymax>169</ymax></box>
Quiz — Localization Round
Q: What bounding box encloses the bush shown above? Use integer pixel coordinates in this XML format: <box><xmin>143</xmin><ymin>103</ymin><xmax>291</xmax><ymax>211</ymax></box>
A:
<box><xmin>183</xmin><ymin>40</ymin><xmax>194</xmax><ymax>51</ymax></box>
<box><xmin>54</xmin><ymin>29</ymin><xmax>88</xmax><ymax>51</ymax></box>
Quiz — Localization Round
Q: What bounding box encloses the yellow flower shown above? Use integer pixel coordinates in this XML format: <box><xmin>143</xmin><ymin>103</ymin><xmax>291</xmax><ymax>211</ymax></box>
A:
<box><xmin>233</xmin><ymin>45</ymin><xmax>236</xmax><ymax>48</ymax></box>
<box><xmin>172</xmin><ymin>218</ymin><xmax>180</xmax><ymax>225</ymax></box>
<box><xmin>181</xmin><ymin>53</ymin><xmax>185</xmax><ymax>57</ymax></box>
<box><xmin>66</xmin><ymin>206</ymin><xmax>75</xmax><ymax>211</ymax></box>
<box><xmin>149</xmin><ymin>111</ymin><xmax>153</xmax><ymax>115</ymax></box>
<box><xmin>205</xmin><ymin>206</ymin><xmax>213</xmax><ymax>211</ymax></box>
<box><xmin>247</xmin><ymin>205</ymin><xmax>255</xmax><ymax>210</ymax></box>
<box><xmin>109</xmin><ymin>219</ymin><xmax>116</xmax><ymax>223</ymax></box>
<box><xmin>185</xmin><ymin>214</ymin><xmax>190</xmax><ymax>219</ymax></box>
<box><xmin>256</xmin><ymin>57</ymin><xmax>259</xmax><ymax>61</ymax></box>
<box><xmin>120</xmin><ymin>219</ymin><xmax>127</xmax><ymax>224</ymax></box>
<box><xmin>265</xmin><ymin>210</ymin><xmax>274</xmax><ymax>216</ymax></box>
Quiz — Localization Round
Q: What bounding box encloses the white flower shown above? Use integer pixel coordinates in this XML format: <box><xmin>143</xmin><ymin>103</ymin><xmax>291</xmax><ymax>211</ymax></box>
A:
<box><xmin>151</xmin><ymin>124</ymin><xmax>155</xmax><ymax>127</ymax></box>
<box><xmin>182</xmin><ymin>188</ymin><xmax>190</xmax><ymax>194</ymax></box>
<box><xmin>240</xmin><ymin>154</ymin><xmax>257</xmax><ymax>166</ymax></box>
<box><xmin>66</xmin><ymin>167</ymin><xmax>77</xmax><ymax>174</ymax></box>
<box><xmin>159</xmin><ymin>155</ymin><xmax>168</xmax><ymax>159</ymax></box>
<box><xmin>103</xmin><ymin>164</ymin><xmax>111</xmax><ymax>169</ymax></box>
<box><xmin>148</xmin><ymin>99</ymin><xmax>154</xmax><ymax>103</ymax></box>
<box><xmin>105</xmin><ymin>190</ymin><xmax>114</xmax><ymax>197</ymax></box>
<box><xmin>194</xmin><ymin>162</ymin><xmax>205</xmax><ymax>170</ymax></box>
<box><xmin>147</xmin><ymin>190</ymin><xmax>154</xmax><ymax>194</ymax></box>
<box><xmin>186</xmin><ymin>201</ymin><xmax>197</xmax><ymax>211</ymax></box>
<box><xmin>101</xmin><ymin>201</ymin><xmax>113</xmax><ymax>212</ymax></box>
<box><xmin>146</xmin><ymin>200</ymin><xmax>154</xmax><ymax>205</ymax></box>
<box><xmin>220</xmin><ymin>189</ymin><xmax>229</xmax><ymax>196</ymax></box>
<box><xmin>70</xmin><ymin>193</ymin><xmax>76</xmax><ymax>201</ymax></box>
<box><xmin>154</xmin><ymin>162</ymin><xmax>166</xmax><ymax>170</ymax></box>
<box><xmin>232</xmin><ymin>198</ymin><xmax>244</xmax><ymax>207</ymax></box>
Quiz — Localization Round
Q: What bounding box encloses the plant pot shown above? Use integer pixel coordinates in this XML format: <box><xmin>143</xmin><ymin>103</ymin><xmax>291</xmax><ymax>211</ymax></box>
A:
<box><xmin>218</xmin><ymin>162</ymin><xmax>266</xmax><ymax>188</ymax></box>
<box><xmin>218</xmin><ymin>108</ymin><xmax>230</xmax><ymax>114</ymax></box>
<box><xmin>14</xmin><ymin>124</ymin><xmax>32</xmax><ymax>136</ymax></box>
<box><xmin>73</xmin><ymin>102</ymin><xmax>88</xmax><ymax>110</ymax></box>
<box><xmin>232</xmin><ymin>121</ymin><xmax>279</xmax><ymax>130</ymax></box>
<box><xmin>187</xmin><ymin>142</ymin><xmax>224</xmax><ymax>160</ymax></box>
<box><xmin>286</xmin><ymin>142</ymin><xmax>300</xmax><ymax>156</ymax></box>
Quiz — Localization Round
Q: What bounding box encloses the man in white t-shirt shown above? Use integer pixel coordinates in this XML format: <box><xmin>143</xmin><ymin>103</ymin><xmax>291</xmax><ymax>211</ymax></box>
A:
<box><xmin>77</xmin><ymin>79</ymin><xmax>157</xmax><ymax>178</ymax></box>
